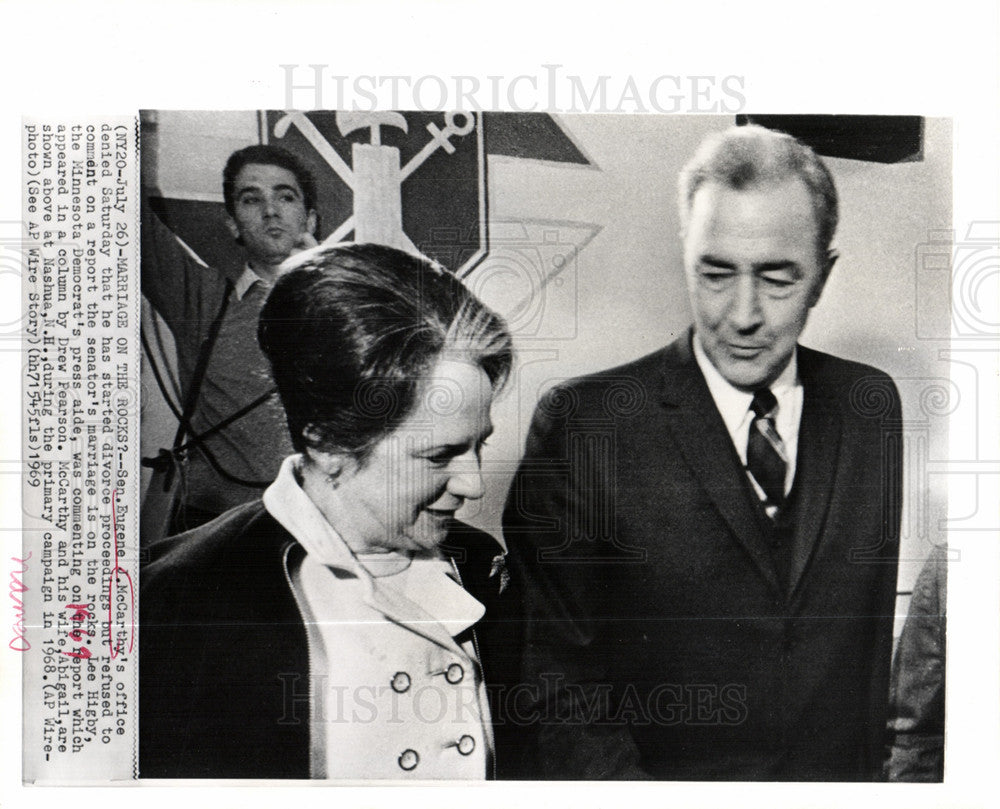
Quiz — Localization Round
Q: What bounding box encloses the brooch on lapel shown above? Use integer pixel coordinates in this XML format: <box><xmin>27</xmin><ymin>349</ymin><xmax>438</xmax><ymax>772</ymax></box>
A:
<box><xmin>489</xmin><ymin>552</ymin><xmax>510</xmax><ymax>595</ymax></box>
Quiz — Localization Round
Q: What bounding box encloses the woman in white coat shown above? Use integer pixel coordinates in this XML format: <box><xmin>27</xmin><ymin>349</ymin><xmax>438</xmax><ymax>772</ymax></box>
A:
<box><xmin>140</xmin><ymin>243</ymin><xmax>518</xmax><ymax>780</ymax></box>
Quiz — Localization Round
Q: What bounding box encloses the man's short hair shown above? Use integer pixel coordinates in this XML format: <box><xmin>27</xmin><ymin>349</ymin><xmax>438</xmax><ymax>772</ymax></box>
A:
<box><xmin>678</xmin><ymin>124</ymin><xmax>839</xmax><ymax>255</ymax></box>
<box><xmin>258</xmin><ymin>243</ymin><xmax>514</xmax><ymax>462</ymax></box>
<box><xmin>222</xmin><ymin>144</ymin><xmax>318</xmax><ymax>217</ymax></box>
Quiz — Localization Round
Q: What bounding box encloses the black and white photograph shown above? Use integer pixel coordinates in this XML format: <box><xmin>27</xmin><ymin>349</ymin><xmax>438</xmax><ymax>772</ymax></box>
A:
<box><xmin>2</xmin><ymin>2</ymin><xmax>998</xmax><ymax>809</ymax></box>
<box><xmin>137</xmin><ymin>110</ymin><xmax>949</xmax><ymax>782</ymax></box>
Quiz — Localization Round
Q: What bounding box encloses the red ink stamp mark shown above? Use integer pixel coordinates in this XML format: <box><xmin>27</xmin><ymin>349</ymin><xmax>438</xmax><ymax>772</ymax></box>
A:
<box><xmin>8</xmin><ymin>553</ymin><xmax>31</xmax><ymax>651</ymax></box>
<box><xmin>107</xmin><ymin>488</ymin><xmax>134</xmax><ymax>658</ymax></box>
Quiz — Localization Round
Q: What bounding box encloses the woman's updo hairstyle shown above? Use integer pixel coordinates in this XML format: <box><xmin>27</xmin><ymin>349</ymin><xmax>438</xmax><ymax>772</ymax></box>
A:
<box><xmin>258</xmin><ymin>243</ymin><xmax>513</xmax><ymax>464</ymax></box>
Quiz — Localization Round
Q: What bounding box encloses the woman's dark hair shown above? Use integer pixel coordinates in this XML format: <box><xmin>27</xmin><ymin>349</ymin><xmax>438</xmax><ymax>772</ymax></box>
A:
<box><xmin>258</xmin><ymin>243</ymin><xmax>513</xmax><ymax>462</ymax></box>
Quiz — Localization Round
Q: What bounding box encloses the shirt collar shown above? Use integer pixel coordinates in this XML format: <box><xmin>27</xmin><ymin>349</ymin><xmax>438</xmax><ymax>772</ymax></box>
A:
<box><xmin>263</xmin><ymin>455</ymin><xmax>363</xmax><ymax>574</ymax></box>
<box><xmin>692</xmin><ymin>333</ymin><xmax>799</xmax><ymax>434</ymax></box>
<box><xmin>263</xmin><ymin>455</ymin><xmax>484</xmax><ymax>636</ymax></box>
<box><xmin>233</xmin><ymin>263</ymin><xmax>269</xmax><ymax>301</ymax></box>
<box><xmin>388</xmin><ymin>554</ymin><xmax>485</xmax><ymax>637</ymax></box>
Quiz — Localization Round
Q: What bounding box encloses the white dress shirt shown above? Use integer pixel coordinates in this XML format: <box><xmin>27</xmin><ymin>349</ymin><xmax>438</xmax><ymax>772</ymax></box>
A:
<box><xmin>693</xmin><ymin>335</ymin><xmax>803</xmax><ymax>508</ymax></box>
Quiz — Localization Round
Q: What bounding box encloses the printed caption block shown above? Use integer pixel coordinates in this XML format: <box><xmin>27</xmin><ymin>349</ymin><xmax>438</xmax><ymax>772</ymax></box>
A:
<box><xmin>21</xmin><ymin>117</ymin><xmax>139</xmax><ymax>782</ymax></box>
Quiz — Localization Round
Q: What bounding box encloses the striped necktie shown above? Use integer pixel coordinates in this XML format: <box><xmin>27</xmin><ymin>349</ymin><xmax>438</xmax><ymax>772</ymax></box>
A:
<box><xmin>747</xmin><ymin>388</ymin><xmax>787</xmax><ymax>511</ymax></box>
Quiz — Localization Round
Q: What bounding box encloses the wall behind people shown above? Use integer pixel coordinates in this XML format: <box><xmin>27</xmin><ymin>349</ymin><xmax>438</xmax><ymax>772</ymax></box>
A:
<box><xmin>140</xmin><ymin>112</ymin><xmax>951</xmax><ymax>600</ymax></box>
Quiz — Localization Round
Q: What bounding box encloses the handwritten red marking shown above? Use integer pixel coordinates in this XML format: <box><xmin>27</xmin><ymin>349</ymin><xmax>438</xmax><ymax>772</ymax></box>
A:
<box><xmin>8</xmin><ymin>553</ymin><xmax>31</xmax><ymax>651</ymax></box>
<box><xmin>62</xmin><ymin>603</ymin><xmax>93</xmax><ymax>659</ymax></box>
<box><xmin>107</xmin><ymin>488</ymin><xmax>135</xmax><ymax>658</ymax></box>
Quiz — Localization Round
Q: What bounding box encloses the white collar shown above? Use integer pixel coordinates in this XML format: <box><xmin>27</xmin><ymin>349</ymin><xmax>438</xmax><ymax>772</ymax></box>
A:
<box><xmin>692</xmin><ymin>333</ymin><xmax>799</xmax><ymax>435</ymax></box>
<box><xmin>385</xmin><ymin>554</ymin><xmax>485</xmax><ymax>637</ymax></box>
<box><xmin>263</xmin><ymin>455</ymin><xmax>362</xmax><ymax>573</ymax></box>
<box><xmin>233</xmin><ymin>264</ymin><xmax>270</xmax><ymax>300</ymax></box>
<box><xmin>263</xmin><ymin>455</ymin><xmax>484</xmax><ymax>636</ymax></box>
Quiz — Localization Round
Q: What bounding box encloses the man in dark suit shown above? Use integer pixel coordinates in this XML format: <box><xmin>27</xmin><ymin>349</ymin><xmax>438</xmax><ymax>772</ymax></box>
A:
<box><xmin>502</xmin><ymin>124</ymin><xmax>902</xmax><ymax>781</ymax></box>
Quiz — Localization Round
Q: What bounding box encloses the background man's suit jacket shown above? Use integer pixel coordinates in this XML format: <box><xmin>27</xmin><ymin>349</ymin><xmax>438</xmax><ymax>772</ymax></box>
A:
<box><xmin>502</xmin><ymin>331</ymin><xmax>902</xmax><ymax>781</ymax></box>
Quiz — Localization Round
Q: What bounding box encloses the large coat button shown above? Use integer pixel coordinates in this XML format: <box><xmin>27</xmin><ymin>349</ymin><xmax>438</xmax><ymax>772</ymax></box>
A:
<box><xmin>398</xmin><ymin>749</ymin><xmax>419</xmax><ymax>771</ymax></box>
<box><xmin>456</xmin><ymin>735</ymin><xmax>476</xmax><ymax>756</ymax></box>
<box><xmin>445</xmin><ymin>662</ymin><xmax>464</xmax><ymax>684</ymax></box>
<box><xmin>391</xmin><ymin>671</ymin><xmax>411</xmax><ymax>693</ymax></box>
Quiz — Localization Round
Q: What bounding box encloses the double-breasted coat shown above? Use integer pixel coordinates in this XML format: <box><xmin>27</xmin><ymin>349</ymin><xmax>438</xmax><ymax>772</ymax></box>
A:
<box><xmin>139</xmin><ymin>502</ymin><xmax>520</xmax><ymax>779</ymax></box>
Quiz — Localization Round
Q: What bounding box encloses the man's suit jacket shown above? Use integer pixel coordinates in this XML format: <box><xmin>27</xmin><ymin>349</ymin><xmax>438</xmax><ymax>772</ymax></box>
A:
<box><xmin>139</xmin><ymin>502</ymin><xmax>521</xmax><ymax>779</ymax></box>
<box><xmin>502</xmin><ymin>331</ymin><xmax>902</xmax><ymax>781</ymax></box>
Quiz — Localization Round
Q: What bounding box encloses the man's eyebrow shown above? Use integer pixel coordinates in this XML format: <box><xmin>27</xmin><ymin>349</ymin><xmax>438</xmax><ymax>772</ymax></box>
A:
<box><xmin>753</xmin><ymin>260</ymin><xmax>800</xmax><ymax>273</ymax></box>
<box><xmin>699</xmin><ymin>255</ymin><xmax>737</xmax><ymax>270</ymax></box>
<box><xmin>698</xmin><ymin>256</ymin><xmax>800</xmax><ymax>273</ymax></box>
<box><xmin>236</xmin><ymin>183</ymin><xmax>302</xmax><ymax>197</ymax></box>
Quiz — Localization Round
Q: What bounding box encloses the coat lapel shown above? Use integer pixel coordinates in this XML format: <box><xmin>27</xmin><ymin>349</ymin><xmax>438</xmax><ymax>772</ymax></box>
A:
<box><xmin>362</xmin><ymin>559</ymin><xmax>474</xmax><ymax>659</ymax></box>
<box><xmin>787</xmin><ymin>349</ymin><xmax>842</xmax><ymax>596</ymax></box>
<box><xmin>657</xmin><ymin>333</ymin><xmax>782</xmax><ymax>597</ymax></box>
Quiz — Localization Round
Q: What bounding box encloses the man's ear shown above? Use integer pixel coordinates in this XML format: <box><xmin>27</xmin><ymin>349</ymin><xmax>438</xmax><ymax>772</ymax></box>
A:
<box><xmin>306</xmin><ymin>209</ymin><xmax>318</xmax><ymax>237</ymax></box>
<box><xmin>809</xmin><ymin>248</ymin><xmax>838</xmax><ymax>307</ymax></box>
<box><xmin>226</xmin><ymin>215</ymin><xmax>241</xmax><ymax>243</ymax></box>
